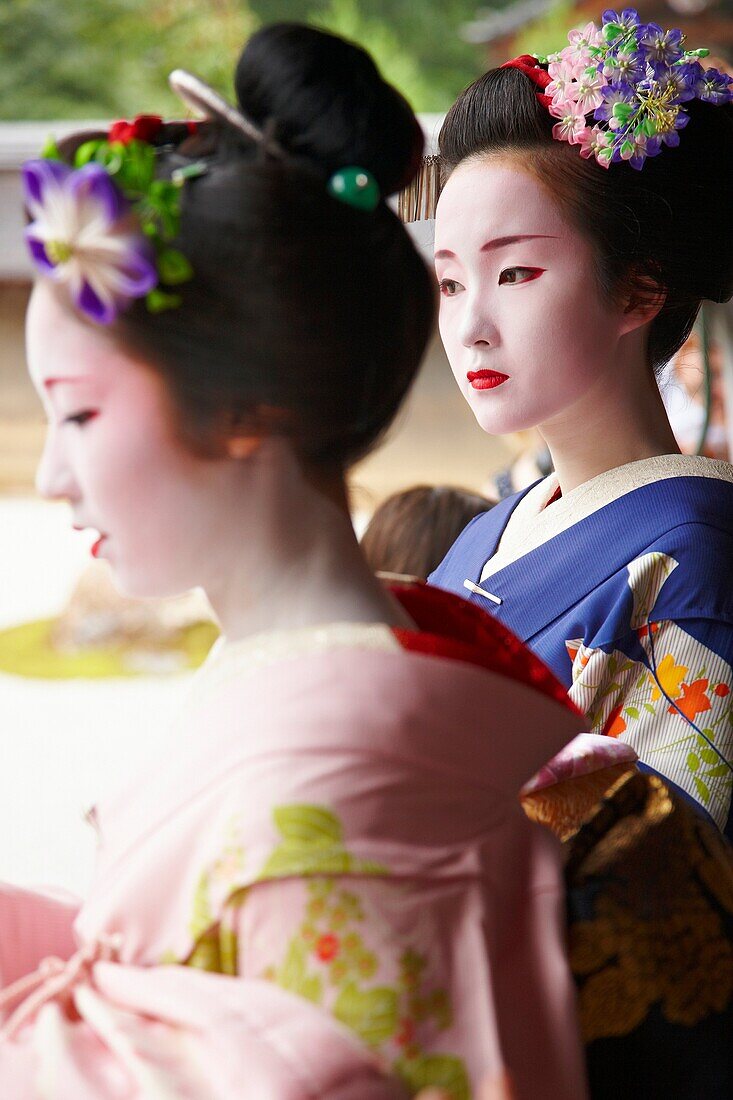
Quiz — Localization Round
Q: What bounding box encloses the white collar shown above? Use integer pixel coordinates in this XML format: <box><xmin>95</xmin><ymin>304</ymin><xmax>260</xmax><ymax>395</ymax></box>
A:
<box><xmin>481</xmin><ymin>454</ymin><xmax>733</xmax><ymax>581</ymax></box>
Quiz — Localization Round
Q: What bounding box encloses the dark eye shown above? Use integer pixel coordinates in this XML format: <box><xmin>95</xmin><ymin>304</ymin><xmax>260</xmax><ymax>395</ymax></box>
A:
<box><xmin>498</xmin><ymin>267</ymin><xmax>545</xmax><ymax>286</ymax></box>
<box><xmin>438</xmin><ymin>278</ymin><xmax>463</xmax><ymax>297</ymax></box>
<box><xmin>63</xmin><ymin>410</ymin><xmax>98</xmax><ymax>426</ymax></box>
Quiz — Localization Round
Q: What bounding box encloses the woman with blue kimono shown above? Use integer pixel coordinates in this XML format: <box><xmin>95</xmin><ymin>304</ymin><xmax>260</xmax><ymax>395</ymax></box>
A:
<box><xmin>422</xmin><ymin>12</ymin><xmax>733</xmax><ymax>842</ymax></box>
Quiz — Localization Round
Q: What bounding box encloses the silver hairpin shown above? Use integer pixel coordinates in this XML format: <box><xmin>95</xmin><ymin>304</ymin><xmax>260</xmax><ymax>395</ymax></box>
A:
<box><xmin>168</xmin><ymin>69</ymin><xmax>285</xmax><ymax>158</ymax></box>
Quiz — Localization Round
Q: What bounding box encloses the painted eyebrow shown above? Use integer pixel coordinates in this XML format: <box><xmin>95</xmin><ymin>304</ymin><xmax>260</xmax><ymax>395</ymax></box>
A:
<box><xmin>434</xmin><ymin>234</ymin><xmax>560</xmax><ymax>260</ymax></box>
<box><xmin>43</xmin><ymin>376</ymin><xmax>94</xmax><ymax>390</ymax></box>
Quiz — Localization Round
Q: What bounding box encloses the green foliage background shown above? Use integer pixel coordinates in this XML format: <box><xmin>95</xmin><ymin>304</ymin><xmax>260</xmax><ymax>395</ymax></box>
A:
<box><xmin>0</xmin><ymin>0</ymin><xmax>258</xmax><ymax>119</ymax></box>
<box><xmin>0</xmin><ymin>0</ymin><xmax>579</xmax><ymax>120</ymax></box>
<box><xmin>0</xmin><ymin>0</ymin><xmax>490</xmax><ymax>119</ymax></box>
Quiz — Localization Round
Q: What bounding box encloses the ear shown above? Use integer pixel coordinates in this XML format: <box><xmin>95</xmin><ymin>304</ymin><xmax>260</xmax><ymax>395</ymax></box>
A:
<box><xmin>619</xmin><ymin>272</ymin><xmax>666</xmax><ymax>336</ymax></box>
<box><xmin>222</xmin><ymin>403</ymin><xmax>293</xmax><ymax>460</ymax></box>
<box><xmin>226</xmin><ymin>435</ymin><xmax>261</xmax><ymax>460</ymax></box>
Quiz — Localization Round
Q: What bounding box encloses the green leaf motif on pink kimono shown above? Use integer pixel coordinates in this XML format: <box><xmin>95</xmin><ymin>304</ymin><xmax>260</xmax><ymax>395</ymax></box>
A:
<box><xmin>161</xmin><ymin>829</ymin><xmax>247</xmax><ymax>973</ymax></box>
<box><xmin>264</xmin><ymin>880</ymin><xmax>470</xmax><ymax>1096</ymax></box>
<box><xmin>274</xmin><ymin>939</ymin><xmax>323</xmax><ymax>1004</ymax></box>
<box><xmin>185</xmin><ymin>926</ymin><xmax>234</xmax><ymax>974</ymax></box>
<box><xmin>333</xmin><ymin>980</ymin><xmax>399</xmax><ymax>1047</ymax></box>
<box><xmin>190</xmin><ymin>869</ymin><xmax>214</xmax><ymax>943</ymax></box>
<box><xmin>275</xmin><ymin>805</ymin><xmax>344</xmax><ymax>845</ymax></box>
<box><xmin>259</xmin><ymin>804</ymin><xmax>388</xmax><ymax>880</ymax></box>
<box><xmin>182</xmin><ymin>870</ymin><xmax>241</xmax><ymax>974</ymax></box>
<box><xmin>394</xmin><ymin>1053</ymin><xmax>471</xmax><ymax>1100</ymax></box>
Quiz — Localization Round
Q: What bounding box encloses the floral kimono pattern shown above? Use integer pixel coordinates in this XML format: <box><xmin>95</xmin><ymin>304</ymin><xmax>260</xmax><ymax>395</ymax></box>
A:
<box><xmin>162</xmin><ymin>802</ymin><xmax>473</xmax><ymax>1097</ymax></box>
<box><xmin>0</xmin><ymin>584</ymin><xmax>589</xmax><ymax>1099</ymax></box>
<box><xmin>567</xmin><ymin>551</ymin><xmax>733</xmax><ymax>831</ymax></box>
<box><xmin>429</xmin><ymin>457</ymin><xmax>733</xmax><ymax>838</ymax></box>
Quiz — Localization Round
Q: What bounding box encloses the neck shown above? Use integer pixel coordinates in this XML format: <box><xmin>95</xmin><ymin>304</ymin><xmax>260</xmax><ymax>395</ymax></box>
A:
<box><xmin>539</xmin><ymin>331</ymin><xmax>680</xmax><ymax>495</ymax></box>
<box><xmin>203</xmin><ymin>440</ymin><xmax>413</xmax><ymax>643</ymax></box>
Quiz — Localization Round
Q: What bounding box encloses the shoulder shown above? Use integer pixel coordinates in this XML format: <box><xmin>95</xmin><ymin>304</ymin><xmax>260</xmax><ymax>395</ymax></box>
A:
<box><xmin>634</xmin><ymin>461</ymin><xmax>733</xmax><ymax>537</ymax></box>
<box><xmin>612</xmin><ymin>463</ymin><xmax>733</xmax><ymax>622</ymax></box>
<box><xmin>641</xmin><ymin>516</ymin><xmax>733</xmax><ymax>624</ymax></box>
<box><xmin>589</xmin><ymin>458</ymin><xmax>733</xmax><ymax>547</ymax></box>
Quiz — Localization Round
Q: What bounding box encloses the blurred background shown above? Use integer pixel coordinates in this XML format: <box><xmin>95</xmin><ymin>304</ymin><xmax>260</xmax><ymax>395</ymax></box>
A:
<box><xmin>0</xmin><ymin>0</ymin><xmax>732</xmax><ymax>893</ymax></box>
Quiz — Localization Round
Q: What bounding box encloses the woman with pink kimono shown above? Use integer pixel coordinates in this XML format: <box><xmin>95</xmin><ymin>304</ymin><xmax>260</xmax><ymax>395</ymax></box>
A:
<box><xmin>0</xmin><ymin>23</ymin><xmax>590</xmax><ymax>1099</ymax></box>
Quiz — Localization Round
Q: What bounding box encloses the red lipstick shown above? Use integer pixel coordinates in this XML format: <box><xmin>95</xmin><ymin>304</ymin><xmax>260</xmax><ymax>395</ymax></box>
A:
<box><xmin>91</xmin><ymin>535</ymin><xmax>107</xmax><ymax>558</ymax></box>
<box><xmin>467</xmin><ymin>370</ymin><xmax>509</xmax><ymax>390</ymax></box>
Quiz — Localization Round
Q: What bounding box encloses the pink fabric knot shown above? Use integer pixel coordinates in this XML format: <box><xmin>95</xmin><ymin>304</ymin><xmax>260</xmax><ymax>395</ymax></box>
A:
<box><xmin>0</xmin><ymin>933</ymin><xmax>122</xmax><ymax>1040</ymax></box>
<box><xmin>520</xmin><ymin>733</ymin><xmax>638</xmax><ymax>796</ymax></box>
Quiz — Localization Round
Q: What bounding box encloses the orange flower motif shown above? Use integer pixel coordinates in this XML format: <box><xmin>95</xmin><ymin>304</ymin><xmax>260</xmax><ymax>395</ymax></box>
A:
<box><xmin>314</xmin><ymin>933</ymin><xmax>340</xmax><ymax>962</ymax></box>
<box><xmin>669</xmin><ymin>679</ymin><xmax>712</xmax><ymax>722</ymax></box>
<box><xmin>566</xmin><ymin>640</ymin><xmax>589</xmax><ymax>671</ymax></box>
<box><xmin>650</xmin><ymin>653</ymin><xmax>688</xmax><ymax>702</ymax></box>
<box><xmin>603</xmin><ymin>705</ymin><xmax>627</xmax><ymax>738</ymax></box>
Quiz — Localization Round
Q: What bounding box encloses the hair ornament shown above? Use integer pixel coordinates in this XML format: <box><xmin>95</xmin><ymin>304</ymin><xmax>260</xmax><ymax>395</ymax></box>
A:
<box><xmin>168</xmin><ymin>69</ymin><xmax>286</xmax><ymax>159</ymax></box>
<box><xmin>396</xmin><ymin>154</ymin><xmax>440</xmax><ymax>224</ymax></box>
<box><xmin>172</xmin><ymin>68</ymin><xmax>381</xmax><ymax>211</ymax></box>
<box><xmin>513</xmin><ymin>7</ymin><xmax>732</xmax><ymax>169</ymax></box>
<box><xmin>108</xmin><ymin>114</ymin><xmax>166</xmax><ymax>146</ymax></box>
<box><xmin>500</xmin><ymin>54</ymin><xmax>553</xmax><ymax>107</ymax></box>
<box><xmin>327</xmin><ymin>166</ymin><xmax>380</xmax><ymax>211</ymax></box>
<box><xmin>21</xmin><ymin>68</ymin><xmax>294</xmax><ymax>327</ymax></box>
<box><xmin>22</xmin><ymin>115</ymin><xmax>204</xmax><ymax>325</ymax></box>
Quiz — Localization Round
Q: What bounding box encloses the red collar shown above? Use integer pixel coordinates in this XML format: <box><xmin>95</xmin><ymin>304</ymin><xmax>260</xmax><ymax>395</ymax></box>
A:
<box><xmin>387</xmin><ymin>580</ymin><xmax>578</xmax><ymax>715</ymax></box>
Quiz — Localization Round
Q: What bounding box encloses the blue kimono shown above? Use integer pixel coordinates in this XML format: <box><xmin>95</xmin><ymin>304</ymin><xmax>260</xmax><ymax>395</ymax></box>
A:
<box><xmin>429</xmin><ymin>456</ymin><xmax>733</xmax><ymax>839</ymax></box>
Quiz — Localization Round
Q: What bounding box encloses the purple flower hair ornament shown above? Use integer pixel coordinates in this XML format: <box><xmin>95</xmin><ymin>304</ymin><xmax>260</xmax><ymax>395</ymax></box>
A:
<box><xmin>22</xmin><ymin>106</ymin><xmax>207</xmax><ymax>325</ymax></box>
<box><xmin>602</xmin><ymin>9</ymin><xmax>642</xmax><ymax>34</ymax></box>
<box><xmin>22</xmin><ymin>71</ymin><xmax>379</xmax><ymax>324</ymax></box>
<box><xmin>528</xmin><ymin>7</ymin><xmax>732</xmax><ymax>170</ymax></box>
<box><xmin>697</xmin><ymin>67</ymin><xmax>733</xmax><ymax>106</ymax></box>
<box><xmin>23</xmin><ymin>159</ymin><xmax>158</xmax><ymax>324</ymax></box>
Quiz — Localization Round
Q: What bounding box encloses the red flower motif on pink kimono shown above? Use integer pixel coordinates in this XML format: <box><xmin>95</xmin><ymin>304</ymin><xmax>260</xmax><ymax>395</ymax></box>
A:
<box><xmin>315</xmin><ymin>933</ymin><xmax>340</xmax><ymax>962</ymax></box>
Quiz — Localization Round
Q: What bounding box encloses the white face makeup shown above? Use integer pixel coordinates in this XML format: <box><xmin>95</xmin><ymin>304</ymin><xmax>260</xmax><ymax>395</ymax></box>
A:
<box><xmin>434</xmin><ymin>157</ymin><xmax>628</xmax><ymax>436</ymax></box>
<box><xmin>26</xmin><ymin>282</ymin><xmax>230</xmax><ymax>599</ymax></box>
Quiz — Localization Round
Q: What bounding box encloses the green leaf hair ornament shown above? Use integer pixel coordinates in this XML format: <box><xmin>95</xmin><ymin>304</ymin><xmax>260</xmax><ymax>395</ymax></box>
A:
<box><xmin>24</xmin><ymin>67</ymin><xmax>386</xmax><ymax>327</ymax></box>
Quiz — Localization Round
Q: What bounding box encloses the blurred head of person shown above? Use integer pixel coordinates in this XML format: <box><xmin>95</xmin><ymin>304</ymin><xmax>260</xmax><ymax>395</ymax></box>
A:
<box><xmin>24</xmin><ymin>24</ymin><xmax>434</xmax><ymax>601</ymax></box>
<box><xmin>361</xmin><ymin>485</ymin><xmax>494</xmax><ymax>580</ymax></box>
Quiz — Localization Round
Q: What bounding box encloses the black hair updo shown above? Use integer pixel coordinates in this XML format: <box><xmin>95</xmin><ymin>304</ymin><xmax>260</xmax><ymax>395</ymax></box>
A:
<box><xmin>55</xmin><ymin>24</ymin><xmax>434</xmax><ymax>470</ymax></box>
<box><xmin>439</xmin><ymin>64</ymin><xmax>733</xmax><ymax>373</ymax></box>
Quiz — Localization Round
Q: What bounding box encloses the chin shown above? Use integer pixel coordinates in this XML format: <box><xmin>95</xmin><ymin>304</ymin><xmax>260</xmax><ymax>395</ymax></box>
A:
<box><xmin>109</xmin><ymin>566</ymin><xmax>191</xmax><ymax>603</ymax></box>
<box><xmin>469</xmin><ymin>403</ymin><xmax>536</xmax><ymax>437</ymax></box>
<box><xmin>467</xmin><ymin>390</ymin><xmax>563</xmax><ymax>437</ymax></box>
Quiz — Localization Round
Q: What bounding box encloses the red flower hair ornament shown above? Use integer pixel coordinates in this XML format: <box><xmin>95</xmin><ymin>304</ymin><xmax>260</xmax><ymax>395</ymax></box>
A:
<box><xmin>501</xmin><ymin>55</ymin><xmax>553</xmax><ymax>107</ymax></box>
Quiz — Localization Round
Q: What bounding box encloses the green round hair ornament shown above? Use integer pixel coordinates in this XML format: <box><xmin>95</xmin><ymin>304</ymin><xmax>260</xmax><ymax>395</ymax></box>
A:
<box><xmin>327</xmin><ymin>166</ymin><xmax>380</xmax><ymax>211</ymax></box>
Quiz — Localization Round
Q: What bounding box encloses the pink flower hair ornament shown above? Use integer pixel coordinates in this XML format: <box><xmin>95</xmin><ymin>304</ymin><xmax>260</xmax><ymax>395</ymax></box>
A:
<box><xmin>503</xmin><ymin>7</ymin><xmax>732</xmax><ymax>170</ymax></box>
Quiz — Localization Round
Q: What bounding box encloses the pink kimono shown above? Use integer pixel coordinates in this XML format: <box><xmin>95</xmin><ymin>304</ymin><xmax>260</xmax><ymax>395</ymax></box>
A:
<box><xmin>0</xmin><ymin>584</ymin><xmax>590</xmax><ymax>1098</ymax></box>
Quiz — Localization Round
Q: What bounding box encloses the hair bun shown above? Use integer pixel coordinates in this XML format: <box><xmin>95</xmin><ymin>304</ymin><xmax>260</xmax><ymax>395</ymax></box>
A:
<box><xmin>234</xmin><ymin>23</ymin><xmax>423</xmax><ymax>196</ymax></box>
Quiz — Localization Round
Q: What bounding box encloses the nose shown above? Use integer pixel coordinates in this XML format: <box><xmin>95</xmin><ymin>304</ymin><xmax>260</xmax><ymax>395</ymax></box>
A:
<box><xmin>457</xmin><ymin>290</ymin><xmax>499</xmax><ymax>350</ymax></box>
<box><xmin>35</xmin><ymin>428</ymin><xmax>80</xmax><ymax>503</ymax></box>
